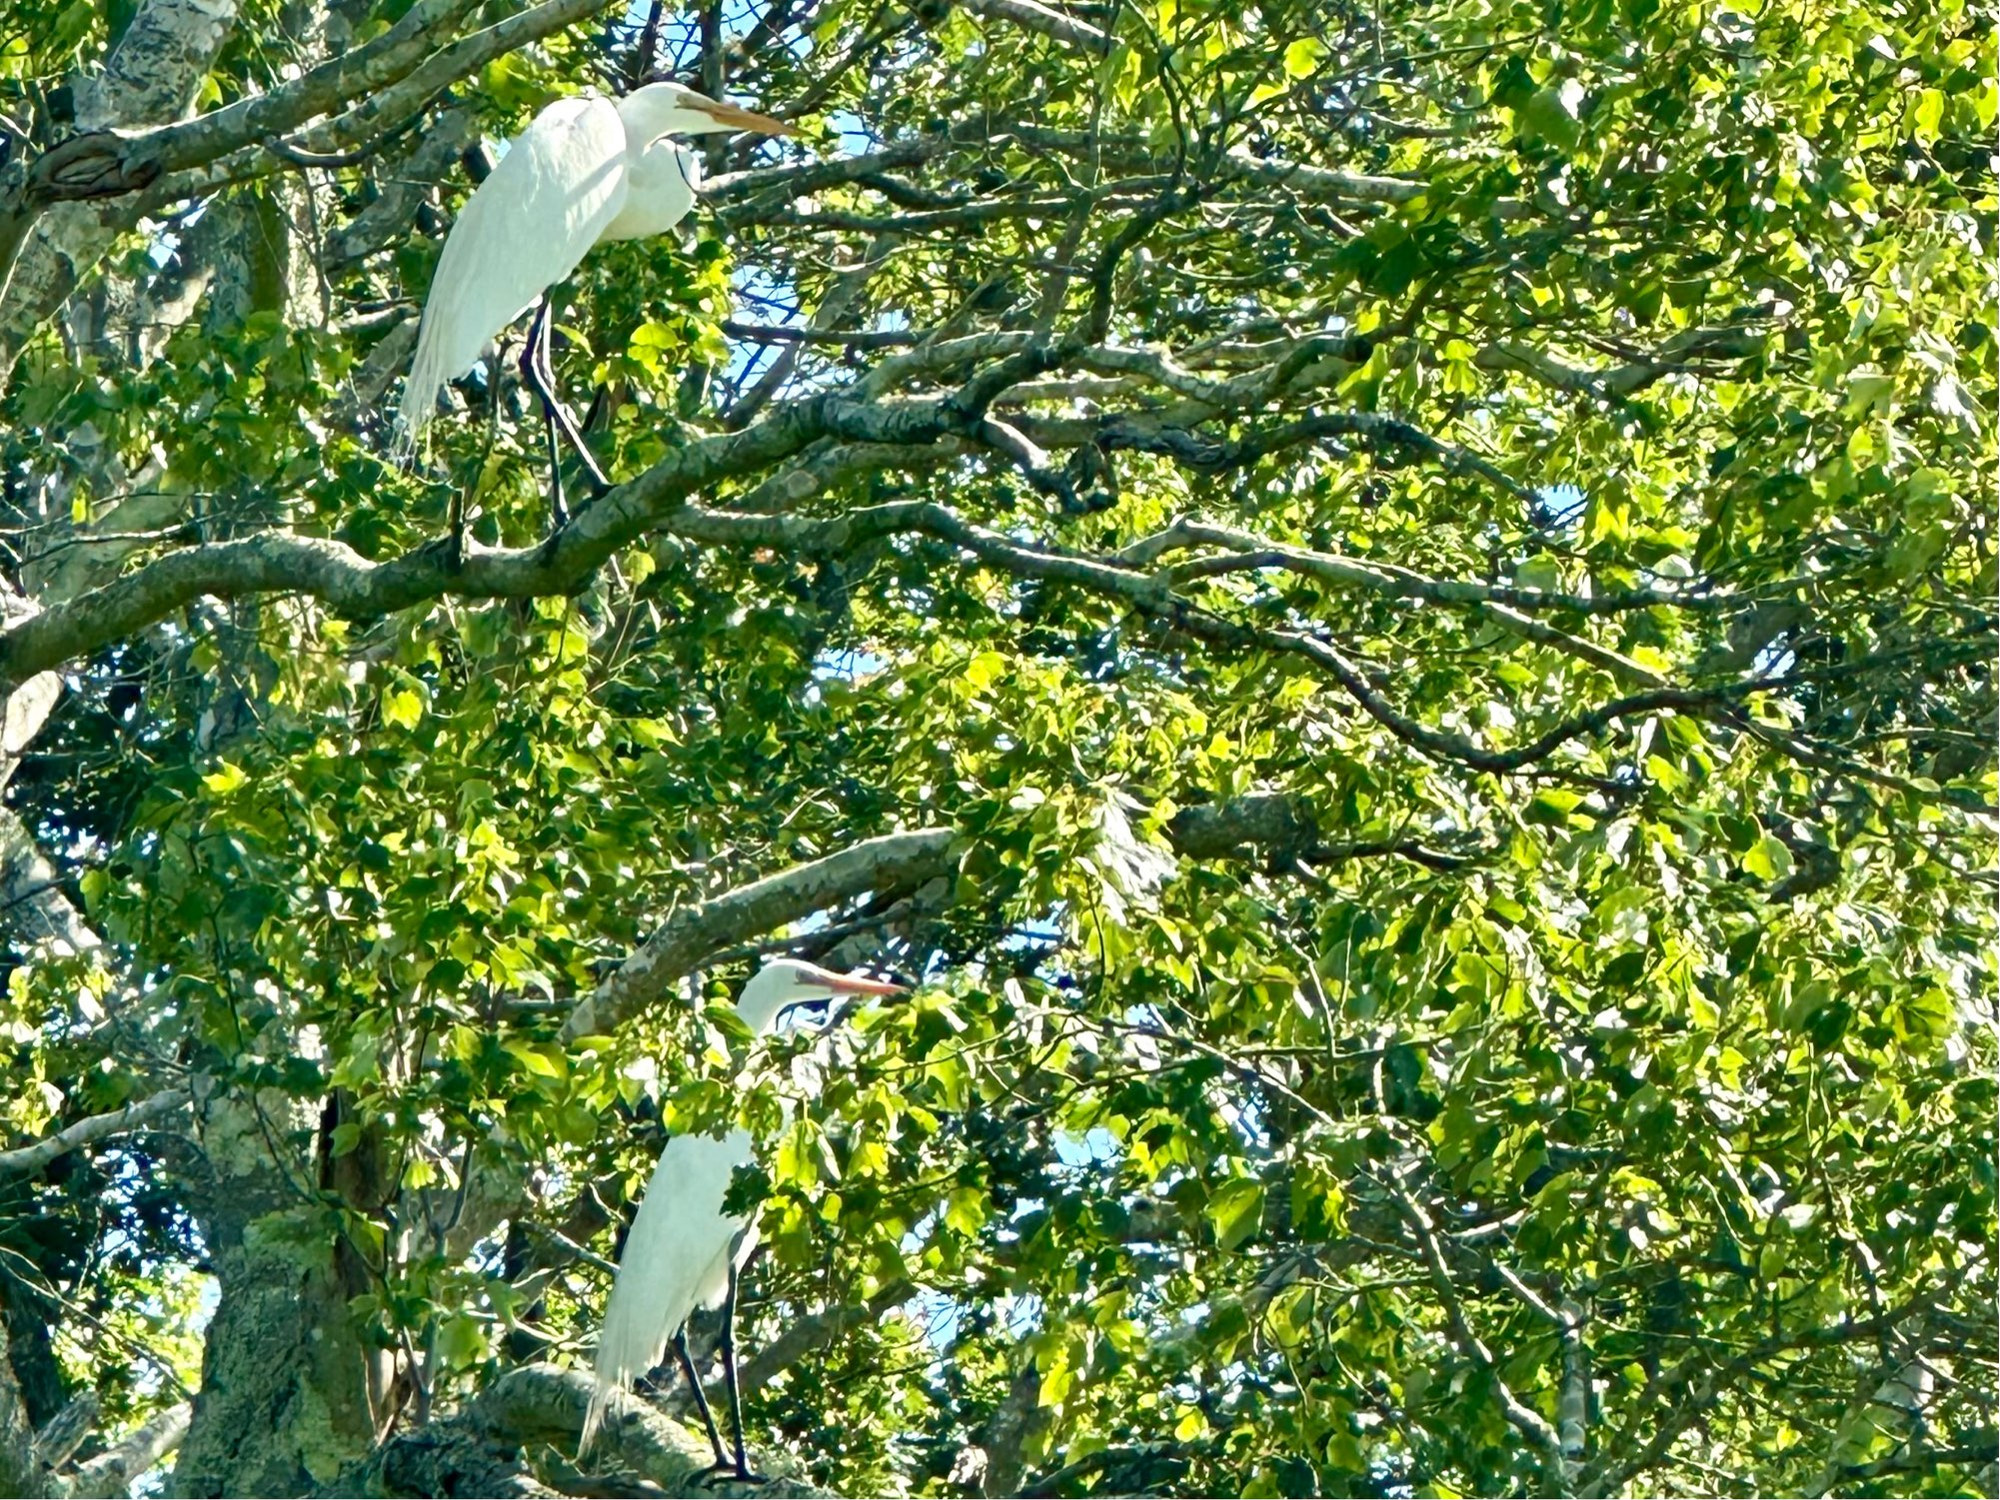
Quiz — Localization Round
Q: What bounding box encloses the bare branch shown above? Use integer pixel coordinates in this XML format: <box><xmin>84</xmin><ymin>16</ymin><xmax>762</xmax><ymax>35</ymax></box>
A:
<box><xmin>720</xmin><ymin>320</ymin><xmax>916</xmax><ymax>348</ymax></box>
<box><xmin>0</xmin><ymin>1090</ymin><xmax>190</xmax><ymax>1177</ymax></box>
<box><xmin>1385</xmin><ymin>1179</ymin><xmax>1567</xmax><ymax>1470</ymax></box>
<box><xmin>955</xmin><ymin>0</ymin><xmax>1109</xmax><ymax>50</ymax></box>
<box><xmin>561</xmin><ymin>830</ymin><xmax>956</xmax><ymax>1040</ymax></box>
<box><xmin>1219</xmin><ymin>146</ymin><xmax>1424</xmax><ymax>206</ymax></box>
<box><xmin>1119</xmin><ymin>518</ymin><xmax>1751</xmax><ymax>614</ymax></box>
<box><xmin>63</xmin><ymin>1402</ymin><xmax>190</xmax><ymax>1499</ymax></box>
<box><xmin>726</xmin><ymin>233</ymin><xmax>899</xmax><ymax>428</ymax></box>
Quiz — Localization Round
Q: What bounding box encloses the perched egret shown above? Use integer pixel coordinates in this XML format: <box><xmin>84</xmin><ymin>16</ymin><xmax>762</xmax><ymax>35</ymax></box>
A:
<box><xmin>582</xmin><ymin>958</ymin><xmax>907</xmax><ymax>1478</ymax></box>
<box><xmin>396</xmin><ymin>81</ymin><xmax>793</xmax><ymax>545</ymax></box>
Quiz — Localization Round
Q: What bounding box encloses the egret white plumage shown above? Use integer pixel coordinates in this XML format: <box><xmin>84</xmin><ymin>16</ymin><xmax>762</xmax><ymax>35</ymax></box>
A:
<box><xmin>582</xmin><ymin>958</ymin><xmax>906</xmax><ymax>1478</ymax></box>
<box><xmin>396</xmin><ymin>81</ymin><xmax>793</xmax><ymax>545</ymax></box>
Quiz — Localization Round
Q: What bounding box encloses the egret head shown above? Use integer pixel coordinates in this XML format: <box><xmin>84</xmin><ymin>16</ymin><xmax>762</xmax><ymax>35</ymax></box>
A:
<box><xmin>617</xmin><ymin>81</ymin><xmax>796</xmax><ymax>145</ymax></box>
<box><xmin>733</xmin><ymin>957</ymin><xmax>905</xmax><ymax>1036</ymax></box>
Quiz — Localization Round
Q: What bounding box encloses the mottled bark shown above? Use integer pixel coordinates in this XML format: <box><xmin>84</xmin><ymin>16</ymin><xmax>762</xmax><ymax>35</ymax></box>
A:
<box><xmin>977</xmin><ymin>1361</ymin><xmax>1048</xmax><ymax>1499</ymax></box>
<box><xmin>66</xmin><ymin>1401</ymin><xmax>191</xmax><ymax>1498</ymax></box>
<box><xmin>0</xmin><ymin>1090</ymin><xmax>191</xmax><ymax>1177</ymax></box>
<box><xmin>321</xmin><ymin>1365</ymin><xmax>829</xmax><ymax>1499</ymax></box>
<box><xmin>322</xmin><ymin>108</ymin><xmax>478</xmax><ymax>271</ymax></box>
<box><xmin>0</xmin><ymin>809</ymin><xmax>99</xmax><ymax>960</ymax></box>
<box><xmin>170</xmin><ymin>1091</ymin><xmax>379</xmax><ymax>1498</ymax></box>
<box><xmin>0</xmin><ymin>0</ymin><xmax>243</xmax><ymax>370</ymax></box>
<box><xmin>0</xmin><ymin>1315</ymin><xmax>51</xmax><ymax>1499</ymax></box>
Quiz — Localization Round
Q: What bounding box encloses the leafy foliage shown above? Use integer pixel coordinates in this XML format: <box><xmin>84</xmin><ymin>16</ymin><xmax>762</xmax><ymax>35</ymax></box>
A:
<box><xmin>0</xmin><ymin>0</ymin><xmax>1991</xmax><ymax>1495</ymax></box>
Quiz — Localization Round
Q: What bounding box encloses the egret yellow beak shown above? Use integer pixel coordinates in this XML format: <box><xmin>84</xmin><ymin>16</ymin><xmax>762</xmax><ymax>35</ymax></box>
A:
<box><xmin>820</xmin><ymin>970</ymin><xmax>907</xmax><ymax>997</ymax></box>
<box><xmin>685</xmin><ymin>95</ymin><xmax>797</xmax><ymax>136</ymax></box>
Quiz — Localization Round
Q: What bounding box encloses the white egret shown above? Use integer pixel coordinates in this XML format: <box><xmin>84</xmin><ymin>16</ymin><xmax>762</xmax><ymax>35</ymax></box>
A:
<box><xmin>582</xmin><ymin>957</ymin><xmax>906</xmax><ymax>1478</ymax></box>
<box><xmin>396</xmin><ymin>81</ymin><xmax>793</xmax><ymax>544</ymax></box>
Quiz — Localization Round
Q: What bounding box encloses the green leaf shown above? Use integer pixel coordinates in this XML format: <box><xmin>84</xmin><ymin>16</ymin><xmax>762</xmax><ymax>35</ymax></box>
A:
<box><xmin>502</xmin><ymin>1041</ymin><xmax>562</xmax><ymax>1078</ymax></box>
<box><xmin>434</xmin><ymin>1313</ymin><xmax>489</xmax><ymax>1371</ymax></box>
<box><xmin>1742</xmin><ymin>835</ymin><xmax>1794</xmax><ymax>882</ymax></box>
<box><xmin>202</xmin><ymin>762</ymin><xmax>250</xmax><ymax>795</ymax></box>
<box><xmin>1282</xmin><ymin>38</ymin><xmax>1325</xmax><ymax>78</ymax></box>
<box><xmin>1038</xmin><ymin>1362</ymin><xmax>1073</xmax><ymax>1407</ymax></box>
<box><xmin>965</xmin><ymin>651</ymin><xmax>1009</xmax><ymax>690</ymax></box>
<box><xmin>1910</xmin><ymin>87</ymin><xmax>1945</xmax><ymax>145</ymax></box>
<box><xmin>776</xmin><ymin>1122</ymin><xmax>821</xmax><ymax>1189</ymax></box>
<box><xmin>1519</xmin><ymin>80</ymin><xmax>1584</xmax><ymax>153</ymax></box>
<box><xmin>382</xmin><ymin>688</ymin><xmax>423</xmax><ymax>731</ymax></box>
<box><xmin>945</xmin><ymin>1186</ymin><xmax>988</xmax><ymax>1237</ymax></box>
<box><xmin>1205</xmin><ymin>1178</ymin><xmax>1266</xmax><ymax>1251</ymax></box>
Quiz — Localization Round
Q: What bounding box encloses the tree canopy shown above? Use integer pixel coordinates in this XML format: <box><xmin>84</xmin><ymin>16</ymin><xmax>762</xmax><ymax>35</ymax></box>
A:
<box><xmin>0</xmin><ymin>0</ymin><xmax>1991</xmax><ymax>1495</ymax></box>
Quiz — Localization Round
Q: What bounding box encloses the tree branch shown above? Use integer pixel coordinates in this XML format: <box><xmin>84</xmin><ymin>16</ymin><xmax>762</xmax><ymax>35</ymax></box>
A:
<box><xmin>1218</xmin><ymin>146</ymin><xmax>1425</xmax><ymax>206</ymax></box>
<box><xmin>0</xmin><ymin>1090</ymin><xmax>191</xmax><ymax>1177</ymax></box>
<box><xmin>955</xmin><ymin>0</ymin><xmax>1109</xmax><ymax>50</ymax></box>
<box><xmin>561</xmin><ymin>831</ymin><xmax>956</xmax><ymax>1040</ymax></box>
<box><xmin>0</xmin><ymin>0</ymin><xmax>483</xmax><ymax>296</ymax></box>
<box><xmin>62</xmin><ymin>1402</ymin><xmax>190</xmax><ymax>1499</ymax></box>
<box><xmin>1384</xmin><ymin>1178</ymin><xmax>1567</xmax><ymax>1474</ymax></box>
<box><xmin>560</xmin><ymin>785</ymin><xmax>1459</xmax><ymax>1040</ymax></box>
<box><xmin>1120</xmin><ymin>515</ymin><xmax>1731</xmax><ymax>615</ymax></box>
<box><xmin>378</xmin><ymin>1364</ymin><xmax>832</xmax><ymax>1498</ymax></box>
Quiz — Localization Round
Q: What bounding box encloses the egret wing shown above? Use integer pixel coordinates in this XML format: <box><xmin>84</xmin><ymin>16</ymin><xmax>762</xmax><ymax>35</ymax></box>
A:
<box><xmin>583</xmin><ymin>1129</ymin><xmax>753</xmax><ymax>1450</ymax></box>
<box><xmin>397</xmin><ymin>94</ymin><xmax>629</xmax><ymax>442</ymax></box>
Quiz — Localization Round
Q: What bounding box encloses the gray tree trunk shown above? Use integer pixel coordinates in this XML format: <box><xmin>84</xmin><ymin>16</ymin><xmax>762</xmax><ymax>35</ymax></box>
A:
<box><xmin>169</xmin><ymin>1091</ymin><xmax>382</xmax><ymax>1497</ymax></box>
<box><xmin>0</xmin><ymin>1320</ymin><xmax>48</xmax><ymax>1498</ymax></box>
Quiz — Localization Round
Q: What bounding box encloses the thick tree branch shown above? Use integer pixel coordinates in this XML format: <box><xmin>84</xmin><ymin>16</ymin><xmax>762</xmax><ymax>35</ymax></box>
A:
<box><xmin>0</xmin><ymin>1090</ymin><xmax>191</xmax><ymax>1177</ymax></box>
<box><xmin>62</xmin><ymin>1401</ymin><xmax>190</xmax><ymax>1499</ymax></box>
<box><xmin>288</xmin><ymin>0</ymin><xmax>619</xmax><ymax>159</ymax></box>
<box><xmin>0</xmin><ymin>0</ymin><xmax>617</xmax><ymax>366</ymax></box>
<box><xmin>562</xmin><ymin>830</ymin><xmax>957</xmax><ymax>1039</ymax></box>
<box><xmin>0</xmin><ymin>0</ymin><xmax>243</xmax><ymax>366</ymax></box>
<box><xmin>5</xmin><ymin>458</ymin><xmax>1936</xmax><ymax>799</ymax></box>
<box><xmin>323</xmin><ymin>108</ymin><xmax>480</xmax><ymax>269</ymax></box>
<box><xmin>1218</xmin><ymin>146</ymin><xmax>1424</xmax><ymax>205</ymax></box>
<box><xmin>561</xmin><ymin>786</ymin><xmax>1458</xmax><ymax>1041</ymax></box>
<box><xmin>1166</xmin><ymin>794</ymin><xmax>1476</xmax><ymax>872</ymax></box>
<box><xmin>0</xmin><ymin>0</ymin><xmax>478</xmax><ymax>296</ymax></box>
<box><xmin>327</xmin><ymin>1364</ymin><xmax>827</xmax><ymax>1498</ymax></box>
<box><xmin>956</xmin><ymin>0</ymin><xmax>1109</xmax><ymax>50</ymax></box>
<box><xmin>0</xmin><ymin>1318</ymin><xmax>47</xmax><ymax>1500</ymax></box>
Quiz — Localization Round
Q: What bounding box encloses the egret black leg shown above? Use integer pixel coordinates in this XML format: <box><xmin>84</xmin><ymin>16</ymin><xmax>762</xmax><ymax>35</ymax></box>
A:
<box><xmin>718</xmin><ymin>1261</ymin><xmax>770</xmax><ymax>1485</ymax></box>
<box><xmin>531</xmin><ymin>303</ymin><xmax>609</xmax><ymax>493</ymax></box>
<box><xmin>440</xmin><ymin>485</ymin><xmax>466</xmax><ymax>571</ymax></box>
<box><xmin>673</xmin><ymin>1326</ymin><xmax>729</xmax><ymax>1469</ymax></box>
<box><xmin>519</xmin><ymin>298</ymin><xmax>570</xmax><ymax>535</ymax></box>
<box><xmin>520</xmin><ymin>294</ymin><xmax>611</xmax><ymax>503</ymax></box>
